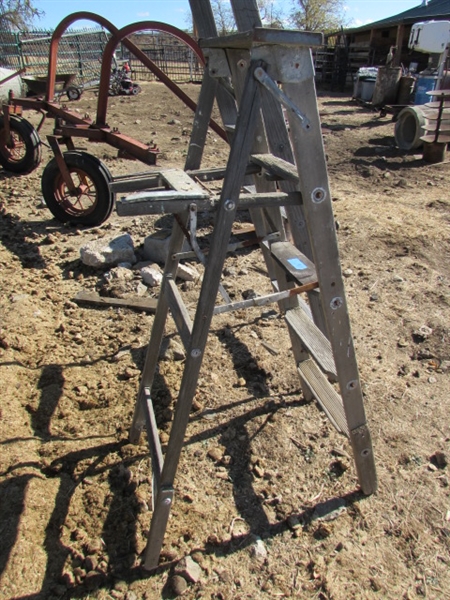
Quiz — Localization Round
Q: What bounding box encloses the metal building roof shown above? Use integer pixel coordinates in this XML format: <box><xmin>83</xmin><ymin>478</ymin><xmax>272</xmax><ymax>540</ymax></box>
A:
<box><xmin>347</xmin><ymin>0</ymin><xmax>450</xmax><ymax>32</ymax></box>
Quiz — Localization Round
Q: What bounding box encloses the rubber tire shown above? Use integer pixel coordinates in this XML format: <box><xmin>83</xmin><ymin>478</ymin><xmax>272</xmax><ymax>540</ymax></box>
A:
<box><xmin>394</xmin><ymin>106</ymin><xmax>426</xmax><ymax>150</ymax></box>
<box><xmin>131</xmin><ymin>85</ymin><xmax>142</xmax><ymax>96</ymax></box>
<box><xmin>41</xmin><ymin>151</ymin><xmax>114</xmax><ymax>226</ymax></box>
<box><xmin>0</xmin><ymin>115</ymin><xmax>42</xmax><ymax>173</ymax></box>
<box><xmin>66</xmin><ymin>86</ymin><xmax>82</xmax><ymax>101</ymax></box>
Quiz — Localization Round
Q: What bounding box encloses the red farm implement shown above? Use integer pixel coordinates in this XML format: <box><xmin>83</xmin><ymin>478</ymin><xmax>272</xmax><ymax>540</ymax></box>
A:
<box><xmin>0</xmin><ymin>11</ymin><xmax>226</xmax><ymax>226</ymax></box>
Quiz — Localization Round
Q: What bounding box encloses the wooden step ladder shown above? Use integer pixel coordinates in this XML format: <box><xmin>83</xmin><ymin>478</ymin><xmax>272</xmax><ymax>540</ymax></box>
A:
<box><xmin>113</xmin><ymin>24</ymin><xmax>377</xmax><ymax>571</ymax></box>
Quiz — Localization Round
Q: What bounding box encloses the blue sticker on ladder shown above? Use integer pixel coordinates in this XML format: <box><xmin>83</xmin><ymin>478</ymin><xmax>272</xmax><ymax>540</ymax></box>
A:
<box><xmin>288</xmin><ymin>257</ymin><xmax>307</xmax><ymax>270</ymax></box>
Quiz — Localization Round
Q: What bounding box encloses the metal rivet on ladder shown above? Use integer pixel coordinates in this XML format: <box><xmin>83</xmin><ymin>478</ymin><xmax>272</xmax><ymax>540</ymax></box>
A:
<box><xmin>191</xmin><ymin>348</ymin><xmax>202</xmax><ymax>358</ymax></box>
<box><xmin>346</xmin><ymin>380</ymin><xmax>358</xmax><ymax>390</ymax></box>
<box><xmin>311</xmin><ymin>187</ymin><xmax>326</xmax><ymax>203</ymax></box>
<box><xmin>224</xmin><ymin>200</ymin><xmax>235</xmax><ymax>211</ymax></box>
<box><xmin>330</xmin><ymin>297</ymin><xmax>343</xmax><ymax>310</ymax></box>
<box><xmin>361</xmin><ymin>448</ymin><xmax>371</xmax><ymax>457</ymax></box>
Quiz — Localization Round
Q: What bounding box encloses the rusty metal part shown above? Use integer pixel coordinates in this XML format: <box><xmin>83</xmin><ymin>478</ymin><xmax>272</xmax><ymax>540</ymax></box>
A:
<box><xmin>47</xmin><ymin>135</ymin><xmax>77</xmax><ymax>193</ymax></box>
<box><xmin>46</xmin><ymin>12</ymin><xmax>227</xmax><ymax>141</ymax></box>
<box><xmin>0</xmin><ymin>68</ymin><xmax>26</xmax><ymax>87</ymax></box>
<box><xmin>1</xmin><ymin>104</ymin><xmax>12</xmax><ymax>139</ymax></box>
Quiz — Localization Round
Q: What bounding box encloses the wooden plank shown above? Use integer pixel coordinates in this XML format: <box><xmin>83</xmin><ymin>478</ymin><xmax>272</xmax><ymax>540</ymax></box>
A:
<box><xmin>200</xmin><ymin>28</ymin><xmax>323</xmax><ymax>50</ymax></box>
<box><xmin>421</xmin><ymin>107</ymin><xmax>450</xmax><ymax>118</ymax></box>
<box><xmin>424</xmin><ymin>100</ymin><xmax>450</xmax><ymax>109</ymax></box>
<box><xmin>298</xmin><ymin>359</ymin><xmax>349</xmax><ymax>436</ymax></box>
<box><xmin>269</xmin><ymin>241</ymin><xmax>317</xmax><ymax>285</ymax></box>
<box><xmin>420</xmin><ymin>134</ymin><xmax>450</xmax><ymax>143</ymax></box>
<box><xmin>285</xmin><ymin>306</ymin><xmax>337</xmax><ymax>379</ymax></box>
<box><xmin>116</xmin><ymin>193</ymin><xmax>214</xmax><ymax>216</ymax></box>
<box><xmin>165</xmin><ymin>277</ymin><xmax>193</xmax><ymax>350</ymax></box>
<box><xmin>117</xmin><ymin>190</ymin><xmax>301</xmax><ymax>217</ymax></box>
<box><xmin>110</xmin><ymin>163</ymin><xmax>261</xmax><ymax>193</ymax></box>
<box><xmin>237</xmin><ymin>191</ymin><xmax>301</xmax><ymax>208</ymax></box>
<box><xmin>426</xmin><ymin>89</ymin><xmax>450</xmax><ymax>97</ymax></box>
<box><xmin>188</xmin><ymin>0</ymin><xmax>238</xmax><ymax>138</ymax></box>
<box><xmin>185</xmin><ymin>70</ymin><xmax>218</xmax><ymax>171</ymax></box>
<box><xmin>251</xmin><ymin>153</ymin><xmax>299</xmax><ymax>183</ymax></box>
<box><xmin>160</xmin><ymin>169</ymin><xmax>209</xmax><ymax>195</ymax></box>
<box><xmin>73</xmin><ymin>290</ymin><xmax>157</xmax><ymax>313</ymax></box>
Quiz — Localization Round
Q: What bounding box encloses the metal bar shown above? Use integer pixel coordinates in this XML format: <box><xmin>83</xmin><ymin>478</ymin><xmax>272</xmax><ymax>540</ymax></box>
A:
<box><xmin>213</xmin><ymin>281</ymin><xmax>318</xmax><ymax>315</ymax></box>
<box><xmin>165</xmin><ymin>277</ymin><xmax>193</xmax><ymax>350</ymax></box>
<box><xmin>47</xmin><ymin>135</ymin><xmax>77</xmax><ymax>193</ymax></box>
<box><xmin>254</xmin><ymin>67</ymin><xmax>311</xmax><ymax>130</ymax></box>
<box><xmin>142</xmin><ymin>387</ymin><xmax>164</xmax><ymax>492</ymax></box>
<box><xmin>0</xmin><ymin>68</ymin><xmax>26</xmax><ymax>86</ymax></box>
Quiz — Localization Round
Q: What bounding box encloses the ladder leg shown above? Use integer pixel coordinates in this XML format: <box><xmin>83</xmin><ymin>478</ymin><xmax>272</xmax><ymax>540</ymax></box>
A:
<box><xmin>130</xmin><ymin>215</ymin><xmax>188</xmax><ymax>443</ymax></box>
<box><xmin>283</xmin><ymin>66</ymin><xmax>377</xmax><ymax>494</ymax></box>
<box><xmin>142</xmin><ymin>60</ymin><xmax>264</xmax><ymax>569</ymax></box>
<box><xmin>185</xmin><ymin>69</ymin><xmax>219</xmax><ymax>171</ymax></box>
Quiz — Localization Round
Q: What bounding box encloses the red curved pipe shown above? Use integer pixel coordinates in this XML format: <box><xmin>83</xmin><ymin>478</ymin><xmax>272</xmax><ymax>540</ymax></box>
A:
<box><xmin>47</xmin><ymin>12</ymin><xmax>120</xmax><ymax>102</ymax></box>
<box><xmin>96</xmin><ymin>21</ymin><xmax>205</xmax><ymax>126</ymax></box>
<box><xmin>46</xmin><ymin>12</ymin><xmax>227</xmax><ymax>140</ymax></box>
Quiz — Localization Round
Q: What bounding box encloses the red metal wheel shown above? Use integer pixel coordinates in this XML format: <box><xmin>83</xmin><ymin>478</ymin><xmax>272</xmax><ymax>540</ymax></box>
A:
<box><xmin>0</xmin><ymin>115</ymin><xmax>42</xmax><ymax>173</ymax></box>
<box><xmin>41</xmin><ymin>151</ymin><xmax>114</xmax><ymax>226</ymax></box>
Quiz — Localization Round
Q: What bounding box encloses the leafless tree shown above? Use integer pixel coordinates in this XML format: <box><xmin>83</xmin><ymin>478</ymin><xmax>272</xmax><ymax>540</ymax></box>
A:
<box><xmin>0</xmin><ymin>0</ymin><xmax>43</xmax><ymax>31</ymax></box>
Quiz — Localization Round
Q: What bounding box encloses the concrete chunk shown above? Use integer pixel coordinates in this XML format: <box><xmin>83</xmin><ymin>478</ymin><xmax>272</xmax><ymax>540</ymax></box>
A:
<box><xmin>80</xmin><ymin>234</ymin><xmax>136</xmax><ymax>268</ymax></box>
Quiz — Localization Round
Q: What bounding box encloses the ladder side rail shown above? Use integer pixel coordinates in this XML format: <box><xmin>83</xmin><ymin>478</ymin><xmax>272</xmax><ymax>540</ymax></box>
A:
<box><xmin>225</xmin><ymin>47</ymin><xmax>289</xmax><ymax>285</ymax></box>
<box><xmin>142</xmin><ymin>61</ymin><xmax>264</xmax><ymax>569</ymax></box>
<box><xmin>185</xmin><ymin>68</ymin><xmax>220</xmax><ymax>171</ymax></box>
<box><xmin>129</xmin><ymin>215</ymin><xmax>189</xmax><ymax>443</ymax></box>
<box><xmin>229</xmin><ymin>0</ymin><xmax>329</xmax><ymax>333</ymax></box>
<box><xmin>188</xmin><ymin>0</ymin><xmax>238</xmax><ymax>136</ymax></box>
<box><xmin>283</xmin><ymin>68</ymin><xmax>377</xmax><ymax>494</ymax></box>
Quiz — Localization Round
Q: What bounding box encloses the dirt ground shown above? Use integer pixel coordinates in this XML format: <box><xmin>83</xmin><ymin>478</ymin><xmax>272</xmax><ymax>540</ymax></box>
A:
<box><xmin>1</xmin><ymin>80</ymin><xmax>449</xmax><ymax>600</ymax></box>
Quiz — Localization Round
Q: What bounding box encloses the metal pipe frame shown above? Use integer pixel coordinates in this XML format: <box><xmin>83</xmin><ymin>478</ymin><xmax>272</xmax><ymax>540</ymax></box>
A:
<box><xmin>45</xmin><ymin>12</ymin><xmax>227</xmax><ymax>140</ymax></box>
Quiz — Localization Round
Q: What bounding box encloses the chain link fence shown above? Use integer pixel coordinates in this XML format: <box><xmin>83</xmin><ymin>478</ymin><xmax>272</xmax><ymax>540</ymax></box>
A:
<box><xmin>0</xmin><ymin>27</ymin><xmax>204</xmax><ymax>91</ymax></box>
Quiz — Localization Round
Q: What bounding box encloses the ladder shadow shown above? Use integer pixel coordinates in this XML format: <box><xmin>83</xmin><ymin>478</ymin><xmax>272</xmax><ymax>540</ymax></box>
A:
<box><xmin>186</xmin><ymin>393</ymin><xmax>307</xmax><ymax>544</ymax></box>
<box><xmin>1</xmin><ymin>440</ymin><xmax>150</xmax><ymax>599</ymax></box>
<box><xmin>0</xmin><ymin>474</ymin><xmax>35</xmax><ymax>578</ymax></box>
<box><xmin>215</xmin><ymin>325</ymin><xmax>270</xmax><ymax>397</ymax></box>
<box><xmin>198</xmin><ymin>488</ymin><xmax>366</xmax><ymax>559</ymax></box>
<box><xmin>29</xmin><ymin>364</ymin><xmax>65</xmax><ymax>438</ymax></box>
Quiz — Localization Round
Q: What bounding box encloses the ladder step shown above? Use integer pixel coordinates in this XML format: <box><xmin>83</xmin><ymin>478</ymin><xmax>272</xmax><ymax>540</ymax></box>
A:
<box><xmin>116</xmin><ymin>191</ymin><xmax>212</xmax><ymax>216</ymax></box>
<box><xmin>250</xmin><ymin>153</ymin><xmax>299</xmax><ymax>183</ymax></box>
<box><xmin>165</xmin><ymin>277</ymin><xmax>193</xmax><ymax>349</ymax></box>
<box><xmin>285</xmin><ymin>306</ymin><xmax>337</xmax><ymax>379</ymax></box>
<box><xmin>297</xmin><ymin>359</ymin><xmax>349</xmax><ymax>436</ymax></box>
<box><xmin>269</xmin><ymin>241</ymin><xmax>317</xmax><ymax>286</ymax></box>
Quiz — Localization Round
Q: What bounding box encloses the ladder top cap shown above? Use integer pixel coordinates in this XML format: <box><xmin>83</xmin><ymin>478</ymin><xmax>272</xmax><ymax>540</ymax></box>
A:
<box><xmin>200</xmin><ymin>27</ymin><xmax>324</xmax><ymax>50</ymax></box>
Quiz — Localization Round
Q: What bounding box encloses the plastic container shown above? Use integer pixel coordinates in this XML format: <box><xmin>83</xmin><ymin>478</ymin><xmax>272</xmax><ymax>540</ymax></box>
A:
<box><xmin>414</xmin><ymin>75</ymin><xmax>438</xmax><ymax>105</ymax></box>
<box><xmin>360</xmin><ymin>78</ymin><xmax>376</xmax><ymax>102</ymax></box>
